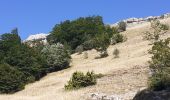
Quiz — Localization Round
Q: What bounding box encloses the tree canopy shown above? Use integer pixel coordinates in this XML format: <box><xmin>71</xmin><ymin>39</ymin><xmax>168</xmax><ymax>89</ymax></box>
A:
<box><xmin>47</xmin><ymin>16</ymin><xmax>115</xmax><ymax>52</ymax></box>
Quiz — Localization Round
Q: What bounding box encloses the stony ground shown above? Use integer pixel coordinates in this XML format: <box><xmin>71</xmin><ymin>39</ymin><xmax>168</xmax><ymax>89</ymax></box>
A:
<box><xmin>0</xmin><ymin>18</ymin><xmax>170</xmax><ymax>100</ymax></box>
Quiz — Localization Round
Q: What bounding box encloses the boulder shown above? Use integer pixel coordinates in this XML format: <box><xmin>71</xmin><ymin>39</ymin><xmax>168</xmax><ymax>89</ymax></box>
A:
<box><xmin>133</xmin><ymin>89</ymin><xmax>170</xmax><ymax>100</ymax></box>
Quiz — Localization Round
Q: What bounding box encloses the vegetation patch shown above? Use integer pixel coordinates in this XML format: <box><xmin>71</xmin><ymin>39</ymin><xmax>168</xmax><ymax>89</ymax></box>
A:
<box><xmin>143</xmin><ymin>20</ymin><xmax>169</xmax><ymax>41</ymax></box>
<box><xmin>65</xmin><ymin>71</ymin><xmax>103</xmax><ymax>90</ymax></box>
<box><xmin>113</xmin><ymin>48</ymin><xmax>120</xmax><ymax>58</ymax></box>
<box><xmin>41</xmin><ymin>43</ymin><xmax>71</xmax><ymax>72</ymax></box>
<box><xmin>0</xmin><ymin>29</ymin><xmax>71</xmax><ymax>93</ymax></box>
<box><xmin>0</xmin><ymin>64</ymin><xmax>25</xmax><ymax>94</ymax></box>
<box><xmin>148</xmin><ymin>38</ymin><xmax>170</xmax><ymax>91</ymax></box>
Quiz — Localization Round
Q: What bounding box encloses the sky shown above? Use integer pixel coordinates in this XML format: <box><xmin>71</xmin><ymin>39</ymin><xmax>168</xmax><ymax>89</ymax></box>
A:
<box><xmin>0</xmin><ymin>0</ymin><xmax>170</xmax><ymax>40</ymax></box>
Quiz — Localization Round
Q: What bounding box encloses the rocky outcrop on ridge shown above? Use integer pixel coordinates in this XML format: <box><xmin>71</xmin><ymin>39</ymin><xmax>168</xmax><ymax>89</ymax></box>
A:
<box><xmin>111</xmin><ymin>13</ymin><xmax>170</xmax><ymax>28</ymax></box>
<box><xmin>24</xmin><ymin>33</ymin><xmax>48</xmax><ymax>46</ymax></box>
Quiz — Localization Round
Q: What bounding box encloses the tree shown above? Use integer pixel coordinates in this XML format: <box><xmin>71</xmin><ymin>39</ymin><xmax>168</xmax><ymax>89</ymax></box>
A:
<box><xmin>93</xmin><ymin>32</ymin><xmax>110</xmax><ymax>58</ymax></box>
<box><xmin>47</xmin><ymin>16</ymin><xmax>114</xmax><ymax>52</ymax></box>
<box><xmin>41</xmin><ymin>43</ymin><xmax>71</xmax><ymax>72</ymax></box>
<box><xmin>4</xmin><ymin>44</ymin><xmax>47</xmax><ymax>82</ymax></box>
<box><xmin>0</xmin><ymin>29</ymin><xmax>47</xmax><ymax>84</ymax></box>
<box><xmin>0</xmin><ymin>29</ymin><xmax>21</xmax><ymax>64</ymax></box>
<box><xmin>0</xmin><ymin>63</ymin><xmax>25</xmax><ymax>93</ymax></box>
<box><xmin>0</xmin><ymin>32</ymin><xmax>21</xmax><ymax>52</ymax></box>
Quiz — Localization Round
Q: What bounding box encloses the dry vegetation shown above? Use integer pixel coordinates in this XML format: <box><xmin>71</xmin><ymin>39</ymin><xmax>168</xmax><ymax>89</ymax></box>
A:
<box><xmin>0</xmin><ymin>18</ymin><xmax>170</xmax><ymax>100</ymax></box>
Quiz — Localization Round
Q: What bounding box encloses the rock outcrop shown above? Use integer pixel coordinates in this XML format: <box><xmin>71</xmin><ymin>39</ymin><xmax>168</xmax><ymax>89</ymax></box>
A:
<box><xmin>133</xmin><ymin>89</ymin><xmax>170</xmax><ymax>100</ymax></box>
<box><xmin>24</xmin><ymin>33</ymin><xmax>48</xmax><ymax>46</ymax></box>
<box><xmin>111</xmin><ymin>13</ymin><xmax>170</xmax><ymax>28</ymax></box>
<box><xmin>25</xmin><ymin>33</ymin><xmax>48</xmax><ymax>42</ymax></box>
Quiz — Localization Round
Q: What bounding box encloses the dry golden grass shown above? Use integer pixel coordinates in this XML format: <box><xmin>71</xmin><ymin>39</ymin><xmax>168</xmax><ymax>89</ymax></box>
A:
<box><xmin>0</xmin><ymin>18</ymin><xmax>170</xmax><ymax>100</ymax></box>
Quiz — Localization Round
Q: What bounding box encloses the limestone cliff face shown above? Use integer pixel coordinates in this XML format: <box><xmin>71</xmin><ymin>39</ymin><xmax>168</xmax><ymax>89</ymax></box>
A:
<box><xmin>24</xmin><ymin>33</ymin><xmax>49</xmax><ymax>47</ymax></box>
<box><xmin>111</xmin><ymin>13</ymin><xmax>170</xmax><ymax>28</ymax></box>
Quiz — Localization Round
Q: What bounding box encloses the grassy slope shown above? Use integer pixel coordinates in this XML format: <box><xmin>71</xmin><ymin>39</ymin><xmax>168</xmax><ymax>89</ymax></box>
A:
<box><xmin>0</xmin><ymin>18</ymin><xmax>170</xmax><ymax>100</ymax></box>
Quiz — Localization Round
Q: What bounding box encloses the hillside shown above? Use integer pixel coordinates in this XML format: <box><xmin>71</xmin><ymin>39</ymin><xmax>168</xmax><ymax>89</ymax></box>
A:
<box><xmin>0</xmin><ymin>18</ymin><xmax>170</xmax><ymax>100</ymax></box>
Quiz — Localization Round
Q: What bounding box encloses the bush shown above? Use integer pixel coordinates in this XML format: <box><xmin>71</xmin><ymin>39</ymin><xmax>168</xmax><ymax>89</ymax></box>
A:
<box><xmin>41</xmin><ymin>43</ymin><xmax>71</xmax><ymax>72</ymax></box>
<box><xmin>148</xmin><ymin>38</ymin><xmax>170</xmax><ymax>91</ymax></box>
<box><xmin>143</xmin><ymin>31</ymin><xmax>154</xmax><ymax>40</ymax></box>
<box><xmin>82</xmin><ymin>39</ymin><xmax>95</xmax><ymax>50</ymax></box>
<box><xmin>110</xmin><ymin>34</ymin><xmax>124</xmax><ymax>45</ymax></box>
<box><xmin>95</xmin><ymin>73</ymin><xmax>104</xmax><ymax>78</ymax></box>
<box><xmin>149</xmin><ymin>73</ymin><xmax>170</xmax><ymax>91</ymax></box>
<box><xmin>65</xmin><ymin>71</ymin><xmax>97</xmax><ymax>90</ymax></box>
<box><xmin>75</xmin><ymin>45</ymin><xmax>84</xmax><ymax>54</ymax></box>
<box><xmin>143</xmin><ymin>20</ymin><xmax>169</xmax><ymax>41</ymax></box>
<box><xmin>118</xmin><ymin>21</ymin><xmax>127</xmax><ymax>32</ymax></box>
<box><xmin>160</xmin><ymin>24</ymin><xmax>169</xmax><ymax>31</ymax></box>
<box><xmin>0</xmin><ymin>64</ymin><xmax>25</xmax><ymax>93</ymax></box>
<box><xmin>99</xmin><ymin>50</ymin><xmax>109</xmax><ymax>58</ymax></box>
<box><xmin>83</xmin><ymin>51</ymin><xmax>88</xmax><ymax>59</ymax></box>
<box><xmin>93</xmin><ymin>33</ymin><xmax>110</xmax><ymax>58</ymax></box>
<box><xmin>113</xmin><ymin>48</ymin><xmax>120</xmax><ymax>58</ymax></box>
<box><xmin>4</xmin><ymin>44</ymin><xmax>47</xmax><ymax>82</ymax></box>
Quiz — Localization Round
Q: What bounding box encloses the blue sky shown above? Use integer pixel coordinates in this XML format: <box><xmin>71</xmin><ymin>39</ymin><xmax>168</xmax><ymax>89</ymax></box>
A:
<box><xmin>0</xmin><ymin>0</ymin><xmax>170</xmax><ymax>40</ymax></box>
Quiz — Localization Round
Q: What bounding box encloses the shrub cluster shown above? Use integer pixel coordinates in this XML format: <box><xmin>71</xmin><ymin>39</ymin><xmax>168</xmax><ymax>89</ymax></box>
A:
<box><xmin>110</xmin><ymin>33</ymin><xmax>124</xmax><ymax>45</ymax></box>
<box><xmin>118</xmin><ymin>21</ymin><xmax>127</xmax><ymax>32</ymax></box>
<box><xmin>65</xmin><ymin>71</ymin><xmax>99</xmax><ymax>90</ymax></box>
<box><xmin>148</xmin><ymin>38</ymin><xmax>170</xmax><ymax>91</ymax></box>
<box><xmin>47</xmin><ymin>16</ymin><xmax>112</xmax><ymax>51</ymax></box>
<box><xmin>47</xmin><ymin>16</ymin><xmax>121</xmax><ymax>54</ymax></box>
<box><xmin>83</xmin><ymin>51</ymin><xmax>88</xmax><ymax>59</ymax></box>
<box><xmin>75</xmin><ymin>45</ymin><xmax>84</xmax><ymax>54</ymax></box>
<box><xmin>113</xmin><ymin>48</ymin><xmax>120</xmax><ymax>58</ymax></box>
<box><xmin>41</xmin><ymin>43</ymin><xmax>71</xmax><ymax>72</ymax></box>
<box><xmin>143</xmin><ymin>20</ymin><xmax>169</xmax><ymax>41</ymax></box>
<box><xmin>0</xmin><ymin>64</ymin><xmax>25</xmax><ymax>93</ymax></box>
<box><xmin>0</xmin><ymin>29</ymin><xmax>71</xmax><ymax>93</ymax></box>
<box><xmin>47</xmin><ymin>16</ymin><xmax>126</xmax><ymax>59</ymax></box>
<box><xmin>160</xmin><ymin>24</ymin><xmax>169</xmax><ymax>31</ymax></box>
<box><xmin>0</xmin><ymin>16</ymin><xmax>126</xmax><ymax>93</ymax></box>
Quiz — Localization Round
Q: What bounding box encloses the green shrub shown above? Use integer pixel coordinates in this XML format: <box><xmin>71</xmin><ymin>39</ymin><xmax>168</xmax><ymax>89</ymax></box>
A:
<box><xmin>148</xmin><ymin>38</ymin><xmax>170</xmax><ymax>91</ymax></box>
<box><xmin>113</xmin><ymin>48</ymin><xmax>120</xmax><ymax>58</ymax></box>
<box><xmin>47</xmin><ymin>16</ymin><xmax>107</xmax><ymax>51</ymax></box>
<box><xmin>95</xmin><ymin>73</ymin><xmax>104</xmax><ymax>78</ymax></box>
<box><xmin>160</xmin><ymin>24</ymin><xmax>169</xmax><ymax>31</ymax></box>
<box><xmin>99</xmin><ymin>50</ymin><xmax>109</xmax><ymax>58</ymax></box>
<box><xmin>82</xmin><ymin>39</ymin><xmax>95</xmax><ymax>50</ymax></box>
<box><xmin>75</xmin><ymin>45</ymin><xmax>84</xmax><ymax>54</ymax></box>
<box><xmin>4</xmin><ymin>44</ymin><xmax>47</xmax><ymax>82</ymax></box>
<box><xmin>143</xmin><ymin>20</ymin><xmax>169</xmax><ymax>41</ymax></box>
<box><xmin>83</xmin><ymin>51</ymin><xmax>88</xmax><ymax>59</ymax></box>
<box><xmin>118</xmin><ymin>21</ymin><xmax>127</xmax><ymax>32</ymax></box>
<box><xmin>0</xmin><ymin>64</ymin><xmax>25</xmax><ymax>93</ymax></box>
<box><xmin>41</xmin><ymin>43</ymin><xmax>71</xmax><ymax>72</ymax></box>
<box><xmin>65</xmin><ymin>71</ymin><xmax>97</xmax><ymax>90</ymax></box>
<box><xmin>111</xmin><ymin>34</ymin><xmax>124</xmax><ymax>45</ymax></box>
<box><xmin>93</xmin><ymin>33</ymin><xmax>110</xmax><ymax>58</ymax></box>
<box><xmin>47</xmin><ymin>16</ymin><xmax>115</xmax><ymax>52</ymax></box>
<box><xmin>149</xmin><ymin>72</ymin><xmax>170</xmax><ymax>91</ymax></box>
<box><xmin>143</xmin><ymin>31</ymin><xmax>154</xmax><ymax>40</ymax></box>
